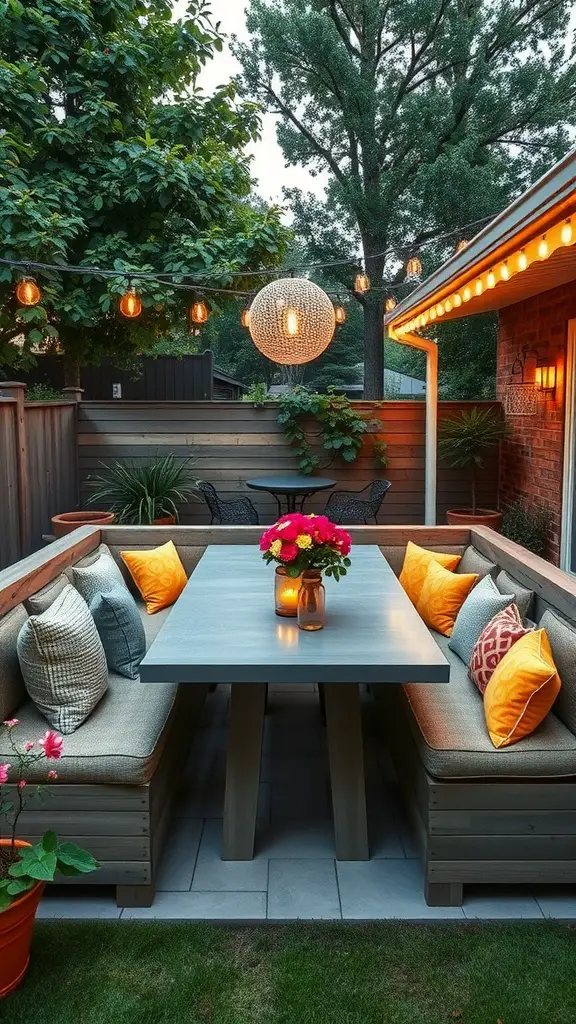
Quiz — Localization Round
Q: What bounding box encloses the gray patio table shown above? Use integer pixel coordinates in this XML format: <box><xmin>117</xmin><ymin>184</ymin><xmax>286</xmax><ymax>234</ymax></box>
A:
<box><xmin>139</xmin><ymin>545</ymin><xmax>449</xmax><ymax>862</ymax></box>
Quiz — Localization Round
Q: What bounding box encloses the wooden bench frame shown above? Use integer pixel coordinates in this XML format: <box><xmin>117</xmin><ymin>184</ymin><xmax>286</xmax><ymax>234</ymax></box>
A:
<box><xmin>2</xmin><ymin>523</ymin><xmax>576</xmax><ymax>908</ymax></box>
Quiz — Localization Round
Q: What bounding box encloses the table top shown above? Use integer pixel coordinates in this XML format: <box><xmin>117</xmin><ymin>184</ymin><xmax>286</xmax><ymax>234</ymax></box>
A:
<box><xmin>245</xmin><ymin>475</ymin><xmax>336</xmax><ymax>495</ymax></box>
<box><xmin>140</xmin><ymin>545</ymin><xmax>450</xmax><ymax>686</ymax></box>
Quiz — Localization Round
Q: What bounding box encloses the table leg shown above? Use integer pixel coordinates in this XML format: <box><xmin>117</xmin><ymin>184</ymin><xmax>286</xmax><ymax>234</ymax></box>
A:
<box><xmin>324</xmin><ymin>683</ymin><xmax>369</xmax><ymax>860</ymax></box>
<box><xmin>286</xmin><ymin>493</ymin><xmax>297</xmax><ymax>514</ymax></box>
<box><xmin>222</xmin><ymin>683</ymin><xmax>266</xmax><ymax>860</ymax></box>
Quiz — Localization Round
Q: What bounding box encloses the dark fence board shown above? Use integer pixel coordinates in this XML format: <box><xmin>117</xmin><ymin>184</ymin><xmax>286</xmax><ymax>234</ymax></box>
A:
<box><xmin>0</xmin><ymin>400</ymin><xmax>21</xmax><ymax>568</ymax></box>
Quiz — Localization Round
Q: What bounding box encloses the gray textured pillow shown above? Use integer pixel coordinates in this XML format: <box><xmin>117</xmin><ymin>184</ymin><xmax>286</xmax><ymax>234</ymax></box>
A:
<box><xmin>90</xmin><ymin>584</ymin><xmax>146</xmax><ymax>680</ymax></box>
<box><xmin>540</xmin><ymin>609</ymin><xmax>576</xmax><ymax>734</ymax></box>
<box><xmin>17</xmin><ymin>585</ymin><xmax>108</xmax><ymax>735</ymax></box>
<box><xmin>25</xmin><ymin>573</ymin><xmax>69</xmax><ymax>616</ymax></box>
<box><xmin>0</xmin><ymin>605</ymin><xmax>27</xmax><ymax>721</ymax></box>
<box><xmin>72</xmin><ymin>551</ymin><xmax>126</xmax><ymax>606</ymax></box>
<box><xmin>448</xmin><ymin>574</ymin><xmax>515</xmax><ymax>666</ymax></box>
<box><xmin>456</xmin><ymin>546</ymin><xmax>499</xmax><ymax>581</ymax></box>
<box><xmin>495</xmin><ymin>570</ymin><xmax>534</xmax><ymax>620</ymax></box>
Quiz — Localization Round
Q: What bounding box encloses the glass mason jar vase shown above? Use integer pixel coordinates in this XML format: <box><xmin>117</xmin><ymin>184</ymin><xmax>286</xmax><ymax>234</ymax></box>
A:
<box><xmin>297</xmin><ymin>571</ymin><xmax>326</xmax><ymax>631</ymax></box>
<box><xmin>274</xmin><ymin>566</ymin><xmax>302</xmax><ymax>617</ymax></box>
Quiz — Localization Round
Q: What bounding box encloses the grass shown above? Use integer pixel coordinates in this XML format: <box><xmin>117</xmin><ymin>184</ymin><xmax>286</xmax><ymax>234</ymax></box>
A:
<box><xmin>4</xmin><ymin>922</ymin><xmax>576</xmax><ymax>1024</ymax></box>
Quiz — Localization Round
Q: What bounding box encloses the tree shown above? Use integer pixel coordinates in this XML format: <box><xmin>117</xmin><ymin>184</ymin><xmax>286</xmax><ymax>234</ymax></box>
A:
<box><xmin>0</xmin><ymin>0</ymin><xmax>290</xmax><ymax>382</ymax></box>
<box><xmin>238</xmin><ymin>0</ymin><xmax>576</xmax><ymax>398</ymax></box>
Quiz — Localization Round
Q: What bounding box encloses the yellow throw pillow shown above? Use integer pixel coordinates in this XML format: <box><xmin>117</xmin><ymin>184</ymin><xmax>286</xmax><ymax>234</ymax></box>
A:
<box><xmin>399</xmin><ymin>541</ymin><xmax>461</xmax><ymax>607</ymax></box>
<box><xmin>416</xmin><ymin>559</ymin><xmax>478</xmax><ymax>637</ymax></box>
<box><xmin>120</xmin><ymin>540</ymin><xmax>187</xmax><ymax>614</ymax></box>
<box><xmin>483</xmin><ymin>629</ymin><xmax>561</xmax><ymax>748</ymax></box>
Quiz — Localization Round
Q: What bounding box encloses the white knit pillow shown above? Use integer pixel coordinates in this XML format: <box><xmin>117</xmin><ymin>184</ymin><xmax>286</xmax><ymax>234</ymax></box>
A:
<box><xmin>17</xmin><ymin>585</ymin><xmax>108</xmax><ymax>734</ymax></box>
<box><xmin>72</xmin><ymin>551</ymin><xmax>127</xmax><ymax>605</ymax></box>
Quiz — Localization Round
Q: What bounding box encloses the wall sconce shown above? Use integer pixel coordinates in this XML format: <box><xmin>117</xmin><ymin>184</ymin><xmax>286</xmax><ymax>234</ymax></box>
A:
<box><xmin>535</xmin><ymin>360</ymin><xmax>557</xmax><ymax>394</ymax></box>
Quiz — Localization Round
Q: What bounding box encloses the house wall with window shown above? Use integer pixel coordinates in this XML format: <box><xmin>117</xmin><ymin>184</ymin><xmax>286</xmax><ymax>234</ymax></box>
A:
<box><xmin>497</xmin><ymin>280</ymin><xmax>576</xmax><ymax>564</ymax></box>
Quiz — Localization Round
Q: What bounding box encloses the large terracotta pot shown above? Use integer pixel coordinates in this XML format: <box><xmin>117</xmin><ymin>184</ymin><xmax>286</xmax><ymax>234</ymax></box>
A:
<box><xmin>0</xmin><ymin>840</ymin><xmax>44</xmax><ymax>998</ymax></box>
<box><xmin>51</xmin><ymin>511</ymin><xmax>115</xmax><ymax>537</ymax></box>
<box><xmin>446</xmin><ymin>508</ymin><xmax>503</xmax><ymax>531</ymax></box>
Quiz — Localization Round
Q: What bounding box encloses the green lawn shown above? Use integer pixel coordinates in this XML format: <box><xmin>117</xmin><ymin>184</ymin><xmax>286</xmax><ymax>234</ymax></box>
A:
<box><xmin>4</xmin><ymin>922</ymin><xmax>576</xmax><ymax>1024</ymax></box>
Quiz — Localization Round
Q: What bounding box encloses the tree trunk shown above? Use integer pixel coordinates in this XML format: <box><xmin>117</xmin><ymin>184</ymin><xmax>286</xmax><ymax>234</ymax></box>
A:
<box><xmin>363</xmin><ymin>295</ymin><xmax>385</xmax><ymax>399</ymax></box>
<box><xmin>63</xmin><ymin>355</ymin><xmax>81</xmax><ymax>389</ymax></box>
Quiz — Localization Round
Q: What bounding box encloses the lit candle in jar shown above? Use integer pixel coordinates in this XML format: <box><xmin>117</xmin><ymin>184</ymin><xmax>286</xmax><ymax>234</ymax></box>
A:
<box><xmin>274</xmin><ymin>568</ymin><xmax>303</xmax><ymax>617</ymax></box>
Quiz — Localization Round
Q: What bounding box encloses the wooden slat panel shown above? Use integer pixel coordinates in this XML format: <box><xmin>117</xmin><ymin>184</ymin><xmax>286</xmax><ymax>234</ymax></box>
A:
<box><xmin>24</xmin><ymin>402</ymin><xmax>78</xmax><ymax>554</ymax></box>
<box><xmin>430</xmin><ymin>809</ymin><xmax>576</xmax><ymax>835</ymax></box>
<box><xmin>0</xmin><ymin>526</ymin><xmax>101</xmax><ymax>616</ymax></box>
<box><xmin>430</xmin><ymin>835</ymin><xmax>576</xmax><ymax>859</ymax></box>
<box><xmin>430</xmin><ymin>781</ymin><xmax>576</xmax><ymax>810</ymax></box>
<box><xmin>0</xmin><ymin>400</ymin><xmax>20</xmax><ymax>569</ymax></box>
<box><xmin>429</xmin><ymin>861</ymin><xmax>576</xmax><ymax>884</ymax></box>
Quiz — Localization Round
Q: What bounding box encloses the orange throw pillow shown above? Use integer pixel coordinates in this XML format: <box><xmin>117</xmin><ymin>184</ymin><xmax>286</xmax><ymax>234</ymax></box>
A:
<box><xmin>120</xmin><ymin>540</ymin><xmax>187</xmax><ymax>614</ymax></box>
<box><xmin>399</xmin><ymin>541</ymin><xmax>461</xmax><ymax>607</ymax></box>
<box><xmin>416</xmin><ymin>559</ymin><xmax>478</xmax><ymax>637</ymax></box>
<box><xmin>483</xmin><ymin>629</ymin><xmax>561</xmax><ymax>748</ymax></box>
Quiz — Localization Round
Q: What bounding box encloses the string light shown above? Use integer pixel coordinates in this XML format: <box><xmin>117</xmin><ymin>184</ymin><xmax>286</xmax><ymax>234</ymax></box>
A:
<box><xmin>119</xmin><ymin>284</ymin><xmax>142</xmax><ymax>318</ymax></box>
<box><xmin>444</xmin><ymin>299</ymin><xmax>452</xmax><ymax>312</ymax></box>
<box><xmin>518</xmin><ymin>249</ymin><xmax>528</xmax><ymax>271</ymax></box>
<box><xmin>487</xmin><ymin>269</ymin><xmax>496</xmax><ymax>289</ymax></box>
<box><xmin>456</xmin><ymin>239</ymin><xmax>468</xmax><ymax>253</ymax></box>
<box><xmin>500</xmin><ymin>261</ymin><xmax>510</xmax><ymax>281</ymax></box>
<box><xmin>538</xmin><ymin>235</ymin><xmax>549</xmax><ymax>259</ymax></box>
<box><xmin>463</xmin><ymin>286</ymin><xmax>472</xmax><ymax>302</ymax></box>
<box><xmin>240</xmin><ymin>306</ymin><xmax>251</xmax><ymax>329</ymax></box>
<box><xmin>453</xmin><ymin>293</ymin><xmax>462</xmax><ymax>307</ymax></box>
<box><xmin>191</xmin><ymin>297</ymin><xmax>209</xmax><ymax>324</ymax></box>
<box><xmin>354</xmin><ymin>272</ymin><xmax>370</xmax><ymax>293</ymax></box>
<box><xmin>334</xmin><ymin>303</ymin><xmax>347</xmax><ymax>325</ymax></box>
<box><xmin>436</xmin><ymin>303</ymin><xmax>444</xmax><ymax>317</ymax></box>
<box><xmin>475</xmin><ymin>279</ymin><xmax>483</xmax><ymax>296</ymax></box>
<box><xmin>16</xmin><ymin>277</ymin><xmax>41</xmax><ymax>306</ymax></box>
<box><xmin>406</xmin><ymin>255</ymin><xmax>422</xmax><ymax>282</ymax></box>
<box><xmin>561</xmin><ymin>219</ymin><xmax>573</xmax><ymax>245</ymax></box>
<box><xmin>385</xmin><ymin>296</ymin><xmax>397</xmax><ymax>312</ymax></box>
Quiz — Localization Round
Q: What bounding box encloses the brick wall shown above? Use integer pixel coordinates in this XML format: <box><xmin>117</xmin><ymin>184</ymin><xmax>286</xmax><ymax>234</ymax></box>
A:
<box><xmin>497</xmin><ymin>280</ymin><xmax>576</xmax><ymax>564</ymax></box>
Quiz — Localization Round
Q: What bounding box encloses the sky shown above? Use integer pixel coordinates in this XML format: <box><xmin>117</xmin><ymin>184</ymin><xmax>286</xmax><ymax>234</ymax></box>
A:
<box><xmin>174</xmin><ymin>0</ymin><xmax>328</xmax><ymax>212</ymax></box>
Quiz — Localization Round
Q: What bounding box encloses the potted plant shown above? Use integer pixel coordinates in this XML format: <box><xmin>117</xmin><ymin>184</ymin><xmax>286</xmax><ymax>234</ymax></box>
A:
<box><xmin>0</xmin><ymin>723</ymin><xmax>98</xmax><ymax>997</ymax></box>
<box><xmin>87</xmin><ymin>453</ymin><xmax>197</xmax><ymax>525</ymax></box>
<box><xmin>51</xmin><ymin>510</ymin><xmax>116</xmax><ymax>538</ymax></box>
<box><xmin>438</xmin><ymin>407</ymin><xmax>508</xmax><ymax>529</ymax></box>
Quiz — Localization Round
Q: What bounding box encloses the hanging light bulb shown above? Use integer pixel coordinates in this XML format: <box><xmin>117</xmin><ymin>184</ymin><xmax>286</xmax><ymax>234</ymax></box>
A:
<box><xmin>487</xmin><ymin>269</ymin><xmax>496</xmax><ymax>289</ymax></box>
<box><xmin>354</xmin><ymin>271</ymin><xmax>370</xmax><ymax>293</ymax></box>
<box><xmin>191</xmin><ymin>297</ymin><xmax>209</xmax><ymax>325</ymax></box>
<box><xmin>240</xmin><ymin>305</ymin><xmax>252</xmax><ymax>329</ymax></box>
<box><xmin>436</xmin><ymin>303</ymin><xmax>444</xmax><ymax>317</ymax></box>
<box><xmin>500</xmin><ymin>261</ymin><xmax>510</xmax><ymax>281</ymax></box>
<box><xmin>119</xmin><ymin>283</ymin><xmax>142</xmax><ymax>319</ymax></box>
<box><xmin>475</xmin><ymin>278</ymin><xmax>483</xmax><ymax>296</ymax></box>
<box><xmin>453</xmin><ymin>293</ymin><xmax>462</xmax><ymax>307</ymax></box>
<box><xmin>518</xmin><ymin>249</ymin><xmax>528</xmax><ymax>271</ymax></box>
<box><xmin>463</xmin><ymin>286</ymin><xmax>472</xmax><ymax>302</ymax></box>
<box><xmin>538</xmin><ymin>235</ymin><xmax>549</xmax><ymax>260</ymax></box>
<box><xmin>429</xmin><ymin>307</ymin><xmax>437</xmax><ymax>321</ymax></box>
<box><xmin>334</xmin><ymin>302</ymin><xmax>347</xmax><ymax>325</ymax></box>
<box><xmin>385</xmin><ymin>296</ymin><xmax>397</xmax><ymax>313</ymax></box>
<box><xmin>561</xmin><ymin>219</ymin><xmax>573</xmax><ymax>245</ymax></box>
<box><xmin>16</xmin><ymin>276</ymin><xmax>41</xmax><ymax>307</ymax></box>
<box><xmin>444</xmin><ymin>299</ymin><xmax>452</xmax><ymax>313</ymax></box>
<box><xmin>405</xmin><ymin>255</ymin><xmax>422</xmax><ymax>282</ymax></box>
<box><xmin>456</xmin><ymin>239</ymin><xmax>468</xmax><ymax>253</ymax></box>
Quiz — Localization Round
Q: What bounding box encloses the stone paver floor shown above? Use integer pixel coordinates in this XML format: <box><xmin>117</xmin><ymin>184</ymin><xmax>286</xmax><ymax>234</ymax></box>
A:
<box><xmin>39</xmin><ymin>685</ymin><xmax>576</xmax><ymax>921</ymax></box>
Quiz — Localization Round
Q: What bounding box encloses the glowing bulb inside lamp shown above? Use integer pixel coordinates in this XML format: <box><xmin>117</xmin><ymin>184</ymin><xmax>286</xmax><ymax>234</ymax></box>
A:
<box><xmin>285</xmin><ymin>308</ymin><xmax>300</xmax><ymax>337</ymax></box>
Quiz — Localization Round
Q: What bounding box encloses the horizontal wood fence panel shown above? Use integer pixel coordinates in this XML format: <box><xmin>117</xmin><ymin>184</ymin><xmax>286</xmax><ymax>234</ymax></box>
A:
<box><xmin>25</xmin><ymin>402</ymin><xmax>78</xmax><ymax>555</ymax></box>
<box><xmin>78</xmin><ymin>400</ymin><xmax>501</xmax><ymax>527</ymax></box>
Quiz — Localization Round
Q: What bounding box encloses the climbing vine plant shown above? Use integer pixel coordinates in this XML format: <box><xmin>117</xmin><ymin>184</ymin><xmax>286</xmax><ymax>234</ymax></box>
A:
<box><xmin>277</xmin><ymin>388</ymin><xmax>388</xmax><ymax>475</ymax></box>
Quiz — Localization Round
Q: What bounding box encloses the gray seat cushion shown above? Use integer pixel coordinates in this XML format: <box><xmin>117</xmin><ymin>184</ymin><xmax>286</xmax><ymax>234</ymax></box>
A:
<box><xmin>540</xmin><ymin>609</ymin><xmax>576</xmax><ymax>735</ymax></box>
<box><xmin>495</xmin><ymin>570</ymin><xmax>534</xmax><ymax>620</ymax></box>
<box><xmin>401</xmin><ymin>632</ymin><xmax>576</xmax><ymax>779</ymax></box>
<box><xmin>0</xmin><ymin>605</ymin><xmax>27</xmax><ymax>721</ymax></box>
<box><xmin>456</xmin><ymin>545</ymin><xmax>498</xmax><ymax>580</ymax></box>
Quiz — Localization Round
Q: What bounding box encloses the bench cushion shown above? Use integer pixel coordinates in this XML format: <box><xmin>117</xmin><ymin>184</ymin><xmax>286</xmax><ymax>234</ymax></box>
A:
<box><xmin>496</xmin><ymin>570</ymin><xmax>534</xmax><ymax>621</ymax></box>
<box><xmin>25</xmin><ymin>573</ymin><xmax>69</xmax><ymax>616</ymax></box>
<box><xmin>541</xmin><ymin>609</ymin><xmax>576</xmax><ymax>735</ymax></box>
<box><xmin>401</xmin><ymin>632</ymin><xmax>576</xmax><ymax>779</ymax></box>
<box><xmin>0</xmin><ymin>605</ymin><xmax>27</xmax><ymax>721</ymax></box>
<box><xmin>456</xmin><ymin>545</ymin><xmax>498</xmax><ymax>580</ymax></box>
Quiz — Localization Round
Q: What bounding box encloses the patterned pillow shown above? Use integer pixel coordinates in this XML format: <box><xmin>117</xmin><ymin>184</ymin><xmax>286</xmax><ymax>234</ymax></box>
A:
<box><xmin>121</xmin><ymin>541</ymin><xmax>187</xmax><ymax>614</ymax></box>
<box><xmin>416</xmin><ymin>560</ymin><xmax>478</xmax><ymax>637</ymax></box>
<box><xmin>448</xmin><ymin>574</ymin><xmax>514</xmax><ymax>666</ymax></box>
<box><xmin>469</xmin><ymin>604</ymin><xmax>531</xmax><ymax>695</ymax></box>
<box><xmin>17</xmin><ymin>584</ymin><xmax>108</xmax><ymax>734</ymax></box>
<box><xmin>72</xmin><ymin>551</ymin><xmax>127</xmax><ymax>605</ymax></box>
<box><xmin>399</xmin><ymin>541</ymin><xmax>461</xmax><ymax>607</ymax></box>
<box><xmin>90</xmin><ymin>584</ymin><xmax>146</xmax><ymax>680</ymax></box>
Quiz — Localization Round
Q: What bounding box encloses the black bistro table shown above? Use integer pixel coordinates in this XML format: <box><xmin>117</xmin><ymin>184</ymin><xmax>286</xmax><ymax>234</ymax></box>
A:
<box><xmin>140</xmin><ymin>545</ymin><xmax>449</xmax><ymax>863</ymax></box>
<box><xmin>246</xmin><ymin>474</ymin><xmax>336</xmax><ymax>517</ymax></box>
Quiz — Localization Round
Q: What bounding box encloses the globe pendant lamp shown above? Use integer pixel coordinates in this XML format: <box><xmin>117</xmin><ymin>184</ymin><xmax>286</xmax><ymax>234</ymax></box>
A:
<box><xmin>248</xmin><ymin>277</ymin><xmax>336</xmax><ymax>365</ymax></box>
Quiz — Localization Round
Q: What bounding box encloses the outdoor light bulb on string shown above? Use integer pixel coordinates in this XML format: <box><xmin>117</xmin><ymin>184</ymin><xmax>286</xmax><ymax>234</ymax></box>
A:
<box><xmin>385</xmin><ymin>296</ymin><xmax>397</xmax><ymax>313</ymax></box>
<box><xmin>456</xmin><ymin>239</ymin><xmax>468</xmax><ymax>253</ymax></box>
<box><xmin>190</xmin><ymin>295</ymin><xmax>209</xmax><ymax>325</ymax></box>
<box><xmin>354</xmin><ymin>270</ymin><xmax>370</xmax><ymax>294</ymax></box>
<box><xmin>334</xmin><ymin>300</ymin><xmax>347</xmax><ymax>326</ymax></box>
<box><xmin>119</xmin><ymin>281</ymin><xmax>142</xmax><ymax>319</ymax></box>
<box><xmin>562</xmin><ymin>220</ymin><xmax>573</xmax><ymax>245</ymax></box>
<box><xmin>405</xmin><ymin>255</ymin><xmax>422</xmax><ymax>282</ymax></box>
<box><xmin>240</xmin><ymin>305</ymin><xmax>252</xmax><ymax>329</ymax></box>
<box><xmin>16</xmin><ymin>276</ymin><xmax>41</xmax><ymax>307</ymax></box>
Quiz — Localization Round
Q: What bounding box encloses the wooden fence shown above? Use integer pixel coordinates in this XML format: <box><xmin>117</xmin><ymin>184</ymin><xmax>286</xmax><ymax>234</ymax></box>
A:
<box><xmin>0</xmin><ymin>384</ymin><xmax>78</xmax><ymax>569</ymax></box>
<box><xmin>78</xmin><ymin>400</ymin><xmax>501</xmax><ymax>525</ymax></box>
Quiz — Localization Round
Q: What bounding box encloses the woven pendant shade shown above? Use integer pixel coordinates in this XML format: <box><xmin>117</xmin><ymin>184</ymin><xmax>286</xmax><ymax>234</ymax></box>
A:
<box><xmin>249</xmin><ymin>278</ymin><xmax>336</xmax><ymax>365</ymax></box>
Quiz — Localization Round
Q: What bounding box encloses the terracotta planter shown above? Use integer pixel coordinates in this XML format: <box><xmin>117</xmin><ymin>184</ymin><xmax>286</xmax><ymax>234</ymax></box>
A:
<box><xmin>0</xmin><ymin>840</ymin><xmax>44</xmax><ymax>998</ymax></box>
<box><xmin>152</xmin><ymin>516</ymin><xmax>177</xmax><ymax>526</ymax></box>
<box><xmin>446</xmin><ymin>508</ymin><xmax>503</xmax><ymax>531</ymax></box>
<box><xmin>51</xmin><ymin>511</ymin><xmax>115</xmax><ymax>538</ymax></box>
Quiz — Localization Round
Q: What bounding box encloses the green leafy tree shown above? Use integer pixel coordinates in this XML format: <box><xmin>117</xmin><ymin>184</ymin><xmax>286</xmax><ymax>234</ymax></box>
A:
<box><xmin>238</xmin><ymin>0</ymin><xmax>575</xmax><ymax>398</ymax></box>
<box><xmin>0</xmin><ymin>0</ymin><xmax>289</xmax><ymax>383</ymax></box>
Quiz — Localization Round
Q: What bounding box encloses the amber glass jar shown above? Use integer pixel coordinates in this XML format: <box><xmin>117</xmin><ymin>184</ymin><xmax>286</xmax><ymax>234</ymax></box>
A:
<box><xmin>297</xmin><ymin>571</ymin><xmax>326</xmax><ymax>631</ymax></box>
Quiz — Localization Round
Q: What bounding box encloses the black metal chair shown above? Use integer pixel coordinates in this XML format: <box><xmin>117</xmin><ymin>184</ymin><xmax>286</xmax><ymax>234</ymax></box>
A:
<box><xmin>197</xmin><ymin>480</ymin><xmax>260</xmax><ymax>525</ymax></box>
<box><xmin>322</xmin><ymin>479</ymin><xmax>392</xmax><ymax>524</ymax></box>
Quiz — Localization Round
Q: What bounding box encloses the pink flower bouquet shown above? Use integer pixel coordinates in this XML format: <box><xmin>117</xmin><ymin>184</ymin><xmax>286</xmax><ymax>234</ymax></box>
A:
<box><xmin>260</xmin><ymin>513</ymin><xmax>352</xmax><ymax>580</ymax></box>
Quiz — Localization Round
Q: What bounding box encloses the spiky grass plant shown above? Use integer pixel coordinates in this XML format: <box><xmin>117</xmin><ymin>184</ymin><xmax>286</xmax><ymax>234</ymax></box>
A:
<box><xmin>87</xmin><ymin>454</ymin><xmax>197</xmax><ymax>524</ymax></box>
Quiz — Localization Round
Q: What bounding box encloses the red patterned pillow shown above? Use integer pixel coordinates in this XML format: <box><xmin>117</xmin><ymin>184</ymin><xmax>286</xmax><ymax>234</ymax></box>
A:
<box><xmin>469</xmin><ymin>604</ymin><xmax>532</xmax><ymax>695</ymax></box>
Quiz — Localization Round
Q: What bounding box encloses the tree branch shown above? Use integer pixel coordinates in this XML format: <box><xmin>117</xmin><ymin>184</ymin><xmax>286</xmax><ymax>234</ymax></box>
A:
<box><xmin>328</xmin><ymin>0</ymin><xmax>361</xmax><ymax>58</ymax></box>
<box><xmin>262</xmin><ymin>79</ymin><xmax>347</xmax><ymax>186</ymax></box>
